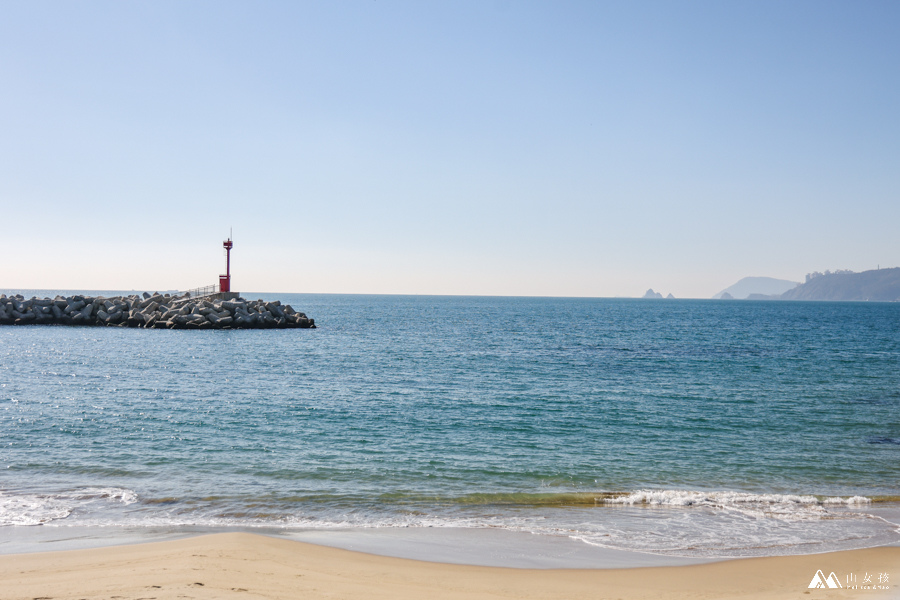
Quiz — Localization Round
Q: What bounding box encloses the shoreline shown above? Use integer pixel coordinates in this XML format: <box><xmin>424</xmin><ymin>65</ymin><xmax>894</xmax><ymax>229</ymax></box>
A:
<box><xmin>3</xmin><ymin>501</ymin><xmax>899</xmax><ymax>567</ymax></box>
<box><xmin>0</xmin><ymin>525</ymin><xmax>717</xmax><ymax>568</ymax></box>
<box><xmin>6</xmin><ymin>522</ymin><xmax>899</xmax><ymax>569</ymax></box>
<box><xmin>1</xmin><ymin>531</ymin><xmax>897</xmax><ymax>600</ymax></box>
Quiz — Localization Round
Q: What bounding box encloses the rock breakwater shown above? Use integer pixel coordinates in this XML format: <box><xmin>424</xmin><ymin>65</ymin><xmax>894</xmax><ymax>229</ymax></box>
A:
<box><xmin>0</xmin><ymin>293</ymin><xmax>315</xmax><ymax>329</ymax></box>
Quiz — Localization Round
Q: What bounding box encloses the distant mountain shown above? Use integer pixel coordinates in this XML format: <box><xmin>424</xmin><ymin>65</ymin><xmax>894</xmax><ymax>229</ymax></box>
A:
<box><xmin>713</xmin><ymin>277</ymin><xmax>799</xmax><ymax>300</ymax></box>
<box><xmin>780</xmin><ymin>268</ymin><xmax>900</xmax><ymax>301</ymax></box>
<box><xmin>642</xmin><ymin>289</ymin><xmax>663</xmax><ymax>299</ymax></box>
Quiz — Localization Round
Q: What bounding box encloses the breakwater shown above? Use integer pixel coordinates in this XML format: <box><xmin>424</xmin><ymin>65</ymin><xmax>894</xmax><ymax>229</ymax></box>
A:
<box><xmin>0</xmin><ymin>292</ymin><xmax>315</xmax><ymax>329</ymax></box>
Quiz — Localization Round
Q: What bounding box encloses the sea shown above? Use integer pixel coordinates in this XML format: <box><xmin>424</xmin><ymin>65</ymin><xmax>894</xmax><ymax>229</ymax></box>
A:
<box><xmin>1</xmin><ymin>292</ymin><xmax>899</xmax><ymax>565</ymax></box>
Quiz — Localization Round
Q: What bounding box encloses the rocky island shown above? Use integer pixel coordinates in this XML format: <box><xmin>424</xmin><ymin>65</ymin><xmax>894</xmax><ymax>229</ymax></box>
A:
<box><xmin>0</xmin><ymin>292</ymin><xmax>315</xmax><ymax>329</ymax></box>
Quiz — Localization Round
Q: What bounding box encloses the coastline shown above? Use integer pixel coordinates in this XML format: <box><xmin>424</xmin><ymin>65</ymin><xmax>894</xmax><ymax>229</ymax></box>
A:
<box><xmin>0</xmin><ymin>525</ymin><xmax>716</xmax><ymax>568</ymax></box>
<box><xmin>1</xmin><ymin>531</ymin><xmax>898</xmax><ymax>600</ymax></box>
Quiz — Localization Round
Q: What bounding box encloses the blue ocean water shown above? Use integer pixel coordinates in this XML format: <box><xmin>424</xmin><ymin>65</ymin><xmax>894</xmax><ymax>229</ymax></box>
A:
<box><xmin>1</xmin><ymin>293</ymin><xmax>899</xmax><ymax>558</ymax></box>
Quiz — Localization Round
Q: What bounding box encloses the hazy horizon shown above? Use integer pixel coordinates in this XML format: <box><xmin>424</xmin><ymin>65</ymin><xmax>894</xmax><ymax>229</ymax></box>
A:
<box><xmin>2</xmin><ymin>1</ymin><xmax>897</xmax><ymax>298</ymax></box>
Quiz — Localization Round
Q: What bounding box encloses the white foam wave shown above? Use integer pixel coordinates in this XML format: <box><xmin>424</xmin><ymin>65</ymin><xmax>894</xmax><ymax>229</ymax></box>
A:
<box><xmin>823</xmin><ymin>495</ymin><xmax>871</xmax><ymax>505</ymax></box>
<box><xmin>0</xmin><ymin>487</ymin><xmax>138</xmax><ymax>526</ymax></box>
<box><xmin>604</xmin><ymin>490</ymin><xmax>871</xmax><ymax>520</ymax></box>
<box><xmin>0</xmin><ymin>492</ymin><xmax>72</xmax><ymax>525</ymax></box>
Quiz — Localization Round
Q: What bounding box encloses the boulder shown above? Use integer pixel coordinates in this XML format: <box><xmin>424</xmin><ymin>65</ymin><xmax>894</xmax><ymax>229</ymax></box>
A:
<box><xmin>79</xmin><ymin>304</ymin><xmax>93</xmax><ymax>319</ymax></box>
<box><xmin>65</xmin><ymin>300</ymin><xmax>85</xmax><ymax>314</ymax></box>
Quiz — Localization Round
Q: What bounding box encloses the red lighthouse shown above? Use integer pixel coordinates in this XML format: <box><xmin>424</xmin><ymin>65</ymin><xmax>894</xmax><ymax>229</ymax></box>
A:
<box><xmin>219</xmin><ymin>236</ymin><xmax>233</xmax><ymax>293</ymax></box>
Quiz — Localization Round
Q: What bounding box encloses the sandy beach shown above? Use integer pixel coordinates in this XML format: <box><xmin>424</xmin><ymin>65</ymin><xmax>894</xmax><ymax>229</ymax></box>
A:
<box><xmin>1</xmin><ymin>532</ymin><xmax>897</xmax><ymax>600</ymax></box>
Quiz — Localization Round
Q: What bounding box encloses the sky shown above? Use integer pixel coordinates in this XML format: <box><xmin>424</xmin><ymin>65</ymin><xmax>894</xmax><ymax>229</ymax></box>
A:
<box><xmin>1</xmin><ymin>1</ymin><xmax>898</xmax><ymax>298</ymax></box>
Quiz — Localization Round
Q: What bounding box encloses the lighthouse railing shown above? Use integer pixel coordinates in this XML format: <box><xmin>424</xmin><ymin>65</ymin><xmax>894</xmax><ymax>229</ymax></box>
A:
<box><xmin>181</xmin><ymin>284</ymin><xmax>219</xmax><ymax>299</ymax></box>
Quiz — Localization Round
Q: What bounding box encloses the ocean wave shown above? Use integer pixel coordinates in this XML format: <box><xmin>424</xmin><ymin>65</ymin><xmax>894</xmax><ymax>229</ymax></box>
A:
<box><xmin>59</xmin><ymin>487</ymin><xmax>139</xmax><ymax>505</ymax></box>
<box><xmin>0</xmin><ymin>487</ymin><xmax>138</xmax><ymax>526</ymax></box>
<box><xmin>602</xmin><ymin>490</ymin><xmax>873</xmax><ymax>521</ymax></box>
<box><xmin>0</xmin><ymin>492</ymin><xmax>72</xmax><ymax>526</ymax></box>
<box><xmin>605</xmin><ymin>489</ymin><xmax>871</xmax><ymax>507</ymax></box>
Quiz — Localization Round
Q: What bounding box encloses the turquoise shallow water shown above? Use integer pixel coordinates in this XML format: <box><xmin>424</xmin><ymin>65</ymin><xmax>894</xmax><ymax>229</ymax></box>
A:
<box><xmin>1</xmin><ymin>293</ymin><xmax>899</xmax><ymax>558</ymax></box>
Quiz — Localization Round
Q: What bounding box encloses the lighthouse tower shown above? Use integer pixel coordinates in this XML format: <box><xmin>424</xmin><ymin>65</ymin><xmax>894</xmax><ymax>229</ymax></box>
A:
<box><xmin>219</xmin><ymin>236</ymin><xmax>233</xmax><ymax>293</ymax></box>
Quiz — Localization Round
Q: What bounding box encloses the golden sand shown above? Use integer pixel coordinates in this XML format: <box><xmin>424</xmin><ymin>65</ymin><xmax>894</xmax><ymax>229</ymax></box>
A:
<box><xmin>1</xmin><ymin>532</ymin><xmax>897</xmax><ymax>600</ymax></box>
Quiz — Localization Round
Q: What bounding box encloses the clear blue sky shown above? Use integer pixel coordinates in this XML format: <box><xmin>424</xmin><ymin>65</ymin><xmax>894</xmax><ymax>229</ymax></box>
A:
<box><xmin>1</xmin><ymin>1</ymin><xmax>897</xmax><ymax>297</ymax></box>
